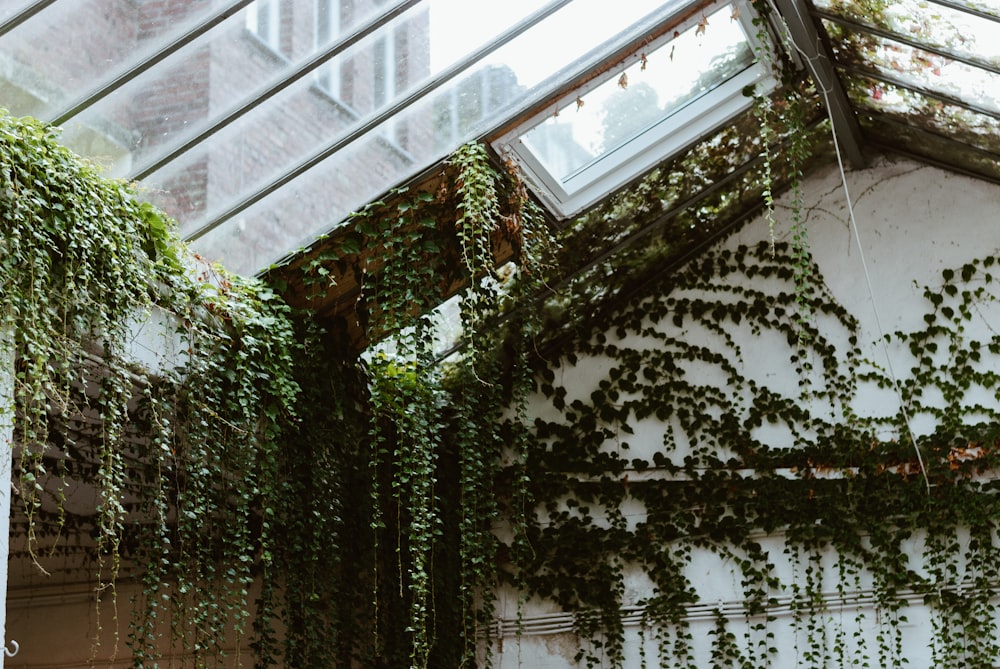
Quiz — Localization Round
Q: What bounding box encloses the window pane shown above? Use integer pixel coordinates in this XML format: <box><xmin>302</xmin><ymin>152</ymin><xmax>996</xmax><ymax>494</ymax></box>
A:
<box><xmin>3</xmin><ymin>0</ymin><xmax>723</xmax><ymax>275</ymax></box>
<box><xmin>185</xmin><ymin>0</ymin><xmax>694</xmax><ymax>272</ymax></box>
<box><xmin>0</xmin><ymin>0</ymin><xmax>235</xmax><ymax>120</ymax></box>
<box><xmin>0</xmin><ymin>1</ymin><xmax>36</xmax><ymax>24</ymax></box>
<box><xmin>824</xmin><ymin>21</ymin><xmax>1000</xmax><ymax>117</ymax></box>
<box><xmin>815</xmin><ymin>0</ymin><xmax>1000</xmax><ymax>69</ymax></box>
<box><xmin>521</xmin><ymin>3</ymin><xmax>753</xmax><ymax>183</ymax></box>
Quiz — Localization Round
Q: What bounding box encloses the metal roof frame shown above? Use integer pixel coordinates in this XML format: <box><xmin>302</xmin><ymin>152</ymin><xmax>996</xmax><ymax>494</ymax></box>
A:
<box><xmin>184</xmin><ymin>0</ymin><xmax>577</xmax><ymax>242</ymax></box>
<box><xmin>130</xmin><ymin>0</ymin><xmax>424</xmax><ymax>180</ymax></box>
<box><xmin>50</xmin><ymin>0</ymin><xmax>256</xmax><ymax>126</ymax></box>
<box><xmin>5</xmin><ymin>0</ymin><xmax>1000</xmax><ymax>285</ymax></box>
<box><xmin>771</xmin><ymin>0</ymin><xmax>865</xmax><ymax>167</ymax></box>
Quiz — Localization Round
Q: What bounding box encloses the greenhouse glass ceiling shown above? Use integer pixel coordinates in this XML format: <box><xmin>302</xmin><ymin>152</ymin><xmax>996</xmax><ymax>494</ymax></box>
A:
<box><xmin>1</xmin><ymin>0</ymin><xmax>999</xmax><ymax>279</ymax></box>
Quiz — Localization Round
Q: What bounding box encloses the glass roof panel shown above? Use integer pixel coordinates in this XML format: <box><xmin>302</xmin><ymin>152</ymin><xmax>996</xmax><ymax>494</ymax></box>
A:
<box><xmin>813</xmin><ymin>0</ymin><xmax>1000</xmax><ymax>185</ymax></box>
<box><xmin>6</xmin><ymin>0</ymin><xmax>1000</xmax><ymax>288</ymax></box>
<box><xmin>814</xmin><ymin>0</ymin><xmax>1000</xmax><ymax>69</ymax></box>
<box><xmin>0</xmin><ymin>1</ymin><xmax>39</xmax><ymax>26</ymax></box>
<box><xmin>131</xmin><ymin>2</ymin><xmax>433</xmax><ymax>233</ymax></box>
<box><xmin>49</xmin><ymin>0</ymin><xmax>416</xmax><ymax>180</ymax></box>
<box><xmin>520</xmin><ymin>5</ymin><xmax>753</xmax><ymax>183</ymax></box>
<box><xmin>146</xmin><ymin>0</ymin><xmax>701</xmax><ymax>271</ymax></box>
<box><xmin>493</xmin><ymin>0</ymin><xmax>770</xmax><ymax>218</ymax></box>
<box><xmin>0</xmin><ymin>0</ymin><xmax>239</xmax><ymax>120</ymax></box>
<box><xmin>821</xmin><ymin>0</ymin><xmax>1000</xmax><ymax>111</ymax></box>
<box><xmin>191</xmin><ymin>118</ymin><xmax>417</xmax><ymax>275</ymax></box>
<box><xmin>844</xmin><ymin>74</ymin><xmax>1000</xmax><ymax>157</ymax></box>
<box><xmin>852</xmin><ymin>36</ymin><xmax>1000</xmax><ymax>113</ymax></box>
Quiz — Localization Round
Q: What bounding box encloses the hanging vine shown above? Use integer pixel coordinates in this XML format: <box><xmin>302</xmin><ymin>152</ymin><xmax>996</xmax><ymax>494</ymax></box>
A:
<box><xmin>278</xmin><ymin>139</ymin><xmax>556</xmax><ymax>668</ymax></box>
<box><xmin>0</xmin><ymin>111</ymin><xmax>316</xmax><ymax>665</ymax></box>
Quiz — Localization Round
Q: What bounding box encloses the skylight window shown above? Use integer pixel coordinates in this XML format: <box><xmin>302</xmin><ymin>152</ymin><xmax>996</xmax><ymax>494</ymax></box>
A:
<box><xmin>493</xmin><ymin>0</ymin><xmax>774</xmax><ymax>219</ymax></box>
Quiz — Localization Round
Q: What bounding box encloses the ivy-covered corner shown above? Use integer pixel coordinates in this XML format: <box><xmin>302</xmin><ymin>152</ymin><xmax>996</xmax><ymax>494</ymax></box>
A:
<box><xmin>0</xmin><ymin>110</ymin><xmax>555</xmax><ymax>668</ymax></box>
<box><xmin>0</xmin><ymin>109</ymin><xmax>357</xmax><ymax>665</ymax></box>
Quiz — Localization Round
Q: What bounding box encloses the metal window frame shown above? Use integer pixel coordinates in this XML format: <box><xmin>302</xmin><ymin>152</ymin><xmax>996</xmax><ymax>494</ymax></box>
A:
<box><xmin>491</xmin><ymin>0</ymin><xmax>773</xmax><ymax>220</ymax></box>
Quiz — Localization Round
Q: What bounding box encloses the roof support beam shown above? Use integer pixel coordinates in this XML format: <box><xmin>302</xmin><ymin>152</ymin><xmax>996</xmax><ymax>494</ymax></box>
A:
<box><xmin>771</xmin><ymin>0</ymin><xmax>866</xmax><ymax>167</ymax></box>
<box><xmin>864</xmin><ymin>115</ymin><xmax>1000</xmax><ymax>186</ymax></box>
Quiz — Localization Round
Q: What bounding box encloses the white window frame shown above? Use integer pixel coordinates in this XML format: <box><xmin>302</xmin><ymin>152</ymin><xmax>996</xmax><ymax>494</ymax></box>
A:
<box><xmin>492</xmin><ymin>0</ymin><xmax>776</xmax><ymax>220</ymax></box>
<box><xmin>372</xmin><ymin>33</ymin><xmax>397</xmax><ymax>111</ymax></box>
<box><xmin>314</xmin><ymin>0</ymin><xmax>342</xmax><ymax>96</ymax></box>
<box><xmin>245</xmin><ymin>0</ymin><xmax>282</xmax><ymax>52</ymax></box>
<box><xmin>373</xmin><ymin>31</ymin><xmax>400</xmax><ymax>139</ymax></box>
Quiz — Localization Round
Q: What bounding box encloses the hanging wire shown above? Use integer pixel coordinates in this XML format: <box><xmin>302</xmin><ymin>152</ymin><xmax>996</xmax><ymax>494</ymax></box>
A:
<box><xmin>766</xmin><ymin>0</ymin><xmax>931</xmax><ymax>494</ymax></box>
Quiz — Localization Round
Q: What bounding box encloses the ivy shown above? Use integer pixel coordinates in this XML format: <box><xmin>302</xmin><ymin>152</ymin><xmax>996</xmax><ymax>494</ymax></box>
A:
<box><xmin>280</xmin><ymin>139</ymin><xmax>555</xmax><ymax>667</ymax></box>
<box><xmin>6</xmin><ymin>44</ymin><xmax>999</xmax><ymax>667</ymax></box>
<box><xmin>516</xmin><ymin>228</ymin><xmax>1000</xmax><ymax>666</ymax></box>
<box><xmin>0</xmin><ymin>135</ymin><xmax>499</xmax><ymax>669</ymax></box>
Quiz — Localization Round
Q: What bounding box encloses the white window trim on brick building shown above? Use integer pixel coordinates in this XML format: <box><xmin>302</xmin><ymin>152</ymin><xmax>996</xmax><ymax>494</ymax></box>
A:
<box><xmin>245</xmin><ymin>0</ymin><xmax>282</xmax><ymax>53</ymax></box>
<box><xmin>314</xmin><ymin>0</ymin><xmax>342</xmax><ymax>96</ymax></box>
<box><xmin>314</xmin><ymin>0</ymin><xmax>401</xmax><ymax>140</ymax></box>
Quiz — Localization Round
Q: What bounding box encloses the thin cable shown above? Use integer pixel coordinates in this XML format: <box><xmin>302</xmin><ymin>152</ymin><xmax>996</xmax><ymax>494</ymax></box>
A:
<box><xmin>768</xmin><ymin>0</ymin><xmax>930</xmax><ymax>493</ymax></box>
<box><xmin>823</xmin><ymin>91</ymin><xmax>930</xmax><ymax>493</ymax></box>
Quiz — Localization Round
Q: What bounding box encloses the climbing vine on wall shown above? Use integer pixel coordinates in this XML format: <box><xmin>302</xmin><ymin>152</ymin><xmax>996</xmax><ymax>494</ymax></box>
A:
<box><xmin>518</xmin><ymin>235</ymin><xmax>1000</xmax><ymax>667</ymax></box>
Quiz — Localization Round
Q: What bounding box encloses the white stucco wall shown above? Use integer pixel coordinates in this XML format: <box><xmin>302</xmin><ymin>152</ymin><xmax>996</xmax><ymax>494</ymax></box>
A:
<box><xmin>492</xmin><ymin>156</ymin><xmax>1000</xmax><ymax>668</ymax></box>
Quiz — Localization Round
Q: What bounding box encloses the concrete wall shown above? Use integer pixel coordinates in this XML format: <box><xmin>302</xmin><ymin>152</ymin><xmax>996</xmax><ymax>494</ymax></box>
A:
<box><xmin>491</xmin><ymin>156</ymin><xmax>1000</xmax><ymax>668</ymax></box>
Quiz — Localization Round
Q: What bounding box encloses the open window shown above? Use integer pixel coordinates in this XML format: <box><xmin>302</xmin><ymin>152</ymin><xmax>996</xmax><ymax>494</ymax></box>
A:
<box><xmin>492</xmin><ymin>0</ymin><xmax>775</xmax><ymax>220</ymax></box>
